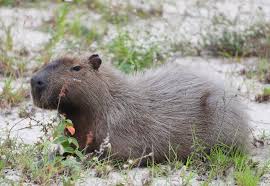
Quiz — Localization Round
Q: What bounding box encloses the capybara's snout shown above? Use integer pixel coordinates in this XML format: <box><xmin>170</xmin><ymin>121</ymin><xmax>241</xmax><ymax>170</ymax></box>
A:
<box><xmin>31</xmin><ymin>72</ymin><xmax>48</xmax><ymax>94</ymax></box>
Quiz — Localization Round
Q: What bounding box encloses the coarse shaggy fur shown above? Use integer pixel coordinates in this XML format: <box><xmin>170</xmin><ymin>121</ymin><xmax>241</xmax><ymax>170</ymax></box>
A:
<box><xmin>31</xmin><ymin>54</ymin><xmax>250</xmax><ymax>164</ymax></box>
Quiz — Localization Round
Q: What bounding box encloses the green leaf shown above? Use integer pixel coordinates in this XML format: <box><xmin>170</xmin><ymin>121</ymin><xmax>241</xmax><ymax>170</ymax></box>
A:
<box><xmin>61</xmin><ymin>141</ymin><xmax>71</xmax><ymax>148</ymax></box>
<box><xmin>263</xmin><ymin>87</ymin><xmax>270</xmax><ymax>96</ymax></box>
<box><xmin>68</xmin><ymin>137</ymin><xmax>79</xmax><ymax>148</ymax></box>
<box><xmin>0</xmin><ymin>160</ymin><xmax>4</xmax><ymax>171</ymax></box>
<box><xmin>53</xmin><ymin>136</ymin><xmax>68</xmax><ymax>144</ymax></box>
<box><xmin>74</xmin><ymin>150</ymin><xmax>84</xmax><ymax>160</ymax></box>
<box><xmin>63</xmin><ymin>146</ymin><xmax>75</xmax><ymax>154</ymax></box>
<box><xmin>65</xmin><ymin>119</ymin><xmax>73</xmax><ymax>125</ymax></box>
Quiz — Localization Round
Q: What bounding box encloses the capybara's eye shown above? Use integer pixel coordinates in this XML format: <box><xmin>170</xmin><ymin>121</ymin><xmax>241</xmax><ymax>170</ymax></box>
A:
<box><xmin>71</xmin><ymin>66</ymin><xmax>81</xmax><ymax>71</ymax></box>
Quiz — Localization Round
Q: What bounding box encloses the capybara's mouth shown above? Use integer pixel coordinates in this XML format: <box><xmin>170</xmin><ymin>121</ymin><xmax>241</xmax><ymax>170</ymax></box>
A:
<box><xmin>31</xmin><ymin>87</ymin><xmax>58</xmax><ymax>110</ymax></box>
<box><xmin>31</xmin><ymin>88</ymin><xmax>42</xmax><ymax>107</ymax></box>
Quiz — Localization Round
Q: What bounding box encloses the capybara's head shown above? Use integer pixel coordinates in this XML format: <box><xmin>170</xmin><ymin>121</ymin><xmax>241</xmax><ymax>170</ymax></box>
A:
<box><xmin>31</xmin><ymin>54</ymin><xmax>103</xmax><ymax>112</ymax></box>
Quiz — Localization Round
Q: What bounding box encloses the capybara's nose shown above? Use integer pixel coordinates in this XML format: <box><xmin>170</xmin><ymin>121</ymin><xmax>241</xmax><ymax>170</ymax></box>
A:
<box><xmin>31</xmin><ymin>75</ymin><xmax>46</xmax><ymax>91</ymax></box>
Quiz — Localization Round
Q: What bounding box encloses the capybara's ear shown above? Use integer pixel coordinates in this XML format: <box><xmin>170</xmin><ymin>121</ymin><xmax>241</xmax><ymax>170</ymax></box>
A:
<box><xmin>88</xmin><ymin>54</ymin><xmax>102</xmax><ymax>70</ymax></box>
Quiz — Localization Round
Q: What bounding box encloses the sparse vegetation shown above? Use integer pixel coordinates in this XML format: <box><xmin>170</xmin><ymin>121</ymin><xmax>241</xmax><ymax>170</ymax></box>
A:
<box><xmin>0</xmin><ymin>115</ymin><xmax>100</xmax><ymax>184</ymax></box>
<box><xmin>0</xmin><ymin>24</ymin><xmax>27</xmax><ymax>77</ymax></box>
<box><xmin>0</xmin><ymin>77</ymin><xmax>27</xmax><ymax>108</ymax></box>
<box><xmin>242</xmin><ymin>58</ymin><xmax>270</xmax><ymax>83</ymax></box>
<box><xmin>0</xmin><ymin>52</ymin><xmax>27</xmax><ymax>77</ymax></box>
<box><xmin>2</xmin><ymin>24</ymin><xmax>13</xmax><ymax>51</ymax></box>
<box><xmin>202</xmin><ymin>19</ymin><xmax>270</xmax><ymax>58</ymax></box>
<box><xmin>184</xmin><ymin>135</ymin><xmax>269</xmax><ymax>185</ymax></box>
<box><xmin>38</xmin><ymin>4</ymin><xmax>106</xmax><ymax>64</ymax></box>
<box><xmin>235</xmin><ymin>167</ymin><xmax>260</xmax><ymax>186</ymax></box>
<box><xmin>255</xmin><ymin>87</ymin><xmax>270</xmax><ymax>103</ymax></box>
<box><xmin>82</xmin><ymin>0</ymin><xmax>162</xmax><ymax>24</ymax></box>
<box><xmin>108</xmin><ymin>32</ymin><xmax>163</xmax><ymax>73</ymax></box>
<box><xmin>0</xmin><ymin>52</ymin><xmax>14</xmax><ymax>76</ymax></box>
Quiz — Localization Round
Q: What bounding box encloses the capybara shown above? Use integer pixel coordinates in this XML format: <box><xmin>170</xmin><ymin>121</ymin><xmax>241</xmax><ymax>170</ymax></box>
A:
<box><xmin>31</xmin><ymin>54</ymin><xmax>249</xmax><ymax>163</ymax></box>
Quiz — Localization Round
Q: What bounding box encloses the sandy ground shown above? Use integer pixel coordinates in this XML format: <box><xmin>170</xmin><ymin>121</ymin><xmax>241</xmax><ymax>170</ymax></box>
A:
<box><xmin>1</xmin><ymin>0</ymin><xmax>270</xmax><ymax>185</ymax></box>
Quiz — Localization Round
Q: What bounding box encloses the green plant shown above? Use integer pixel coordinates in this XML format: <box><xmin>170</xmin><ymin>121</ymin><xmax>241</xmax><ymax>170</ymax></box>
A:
<box><xmin>0</xmin><ymin>51</ymin><xmax>27</xmax><ymax>77</ymax></box>
<box><xmin>39</xmin><ymin>4</ymin><xmax>107</xmax><ymax>64</ymax></box>
<box><xmin>40</xmin><ymin>5</ymin><xmax>69</xmax><ymax>64</ymax></box>
<box><xmin>69</xmin><ymin>14</ymin><xmax>84</xmax><ymax>38</ymax></box>
<box><xmin>102</xmin><ymin>9</ymin><xmax>129</xmax><ymax>25</ymax></box>
<box><xmin>86</xmin><ymin>0</ymin><xmax>129</xmax><ymax>24</ymax></box>
<box><xmin>130</xmin><ymin>4</ymin><xmax>163</xmax><ymax>19</ymax></box>
<box><xmin>0</xmin><ymin>77</ymin><xmax>27</xmax><ymax>107</ymax></box>
<box><xmin>235</xmin><ymin>167</ymin><xmax>260</xmax><ymax>186</ymax></box>
<box><xmin>0</xmin><ymin>0</ymin><xmax>36</xmax><ymax>7</ymax></box>
<box><xmin>255</xmin><ymin>86</ymin><xmax>270</xmax><ymax>103</ymax></box>
<box><xmin>84</xmin><ymin>0</ymin><xmax>161</xmax><ymax>24</ymax></box>
<box><xmin>16</xmin><ymin>60</ymin><xmax>27</xmax><ymax>76</ymax></box>
<box><xmin>68</xmin><ymin>15</ymin><xmax>104</xmax><ymax>45</ymax></box>
<box><xmin>185</xmin><ymin>131</ymin><xmax>264</xmax><ymax>184</ymax></box>
<box><xmin>245</xmin><ymin>59</ymin><xmax>270</xmax><ymax>82</ymax></box>
<box><xmin>49</xmin><ymin>5</ymin><xmax>69</xmax><ymax>47</ymax></box>
<box><xmin>0</xmin><ymin>52</ymin><xmax>14</xmax><ymax>76</ymax></box>
<box><xmin>0</xmin><ymin>0</ymin><xmax>15</xmax><ymax>6</ymax></box>
<box><xmin>3</xmin><ymin>25</ymin><xmax>13</xmax><ymax>51</ymax></box>
<box><xmin>0</xmin><ymin>24</ymin><xmax>24</xmax><ymax>77</ymax></box>
<box><xmin>149</xmin><ymin>164</ymin><xmax>170</xmax><ymax>177</ymax></box>
<box><xmin>0</xmin><ymin>115</ymin><xmax>86</xmax><ymax>184</ymax></box>
<box><xmin>181</xmin><ymin>171</ymin><xmax>195</xmax><ymax>186</ymax></box>
<box><xmin>263</xmin><ymin>87</ymin><xmax>270</xmax><ymax>96</ymax></box>
<box><xmin>108</xmin><ymin>32</ymin><xmax>162</xmax><ymax>73</ymax></box>
<box><xmin>52</xmin><ymin>116</ymin><xmax>84</xmax><ymax>159</ymax></box>
<box><xmin>202</xmin><ymin>21</ymin><xmax>270</xmax><ymax>57</ymax></box>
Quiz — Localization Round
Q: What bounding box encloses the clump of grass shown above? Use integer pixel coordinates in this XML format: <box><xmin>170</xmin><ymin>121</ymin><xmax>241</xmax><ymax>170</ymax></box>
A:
<box><xmin>82</xmin><ymin>0</ymin><xmax>162</xmax><ymax>24</ymax></box>
<box><xmin>108</xmin><ymin>32</ymin><xmax>163</xmax><ymax>73</ymax></box>
<box><xmin>0</xmin><ymin>23</ymin><xmax>28</xmax><ymax>77</ymax></box>
<box><xmin>0</xmin><ymin>0</ymin><xmax>36</xmax><ymax>7</ymax></box>
<box><xmin>235</xmin><ymin>167</ymin><xmax>260</xmax><ymax>186</ymax></box>
<box><xmin>132</xmin><ymin>5</ymin><xmax>163</xmax><ymax>19</ymax></box>
<box><xmin>171</xmin><ymin>40</ymin><xmax>201</xmax><ymax>56</ymax></box>
<box><xmin>255</xmin><ymin>87</ymin><xmax>270</xmax><ymax>103</ymax></box>
<box><xmin>48</xmin><ymin>5</ymin><xmax>70</xmax><ymax>47</ymax></box>
<box><xmin>2</xmin><ymin>24</ymin><xmax>13</xmax><ymax>51</ymax></box>
<box><xmin>37</xmin><ymin>5</ymin><xmax>70</xmax><ymax>64</ymax></box>
<box><xmin>186</xmin><ymin>131</ymin><xmax>265</xmax><ymax>184</ymax></box>
<box><xmin>242</xmin><ymin>58</ymin><xmax>270</xmax><ymax>83</ymax></box>
<box><xmin>0</xmin><ymin>52</ymin><xmax>14</xmax><ymax>76</ymax></box>
<box><xmin>263</xmin><ymin>87</ymin><xmax>270</xmax><ymax>96</ymax></box>
<box><xmin>202</xmin><ymin>20</ymin><xmax>270</xmax><ymax>57</ymax></box>
<box><xmin>233</xmin><ymin>154</ymin><xmax>262</xmax><ymax>186</ymax></box>
<box><xmin>203</xmin><ymin>29</ymin><xmax>246</xmax><ymax>57</ymax></box>
<box><xmin>67</xmin><ymin>14</ymin><xmax>105</xmax><ymax>45</ymax></box>
<box><xmin>186</xmin><ymin>137</ymin><xmax>268</xmax><ymax>185</ymax></box>
<box><xmin>0</xmin><ymin>77</ymin><xmax>28</xmax><ymax>108</ymax></box>
<box><xmin>0</xmin><ymin>0</ymin><xmax>20</xmax><ymax>7</ymax></box>
<box><xmin>102</xmin><ymin>6</ymin><xmax>129</xmax><ymax>25</ymax></box>
<box><xmin>148</xmin><ymin>164</ymin><xmax>170</xmax><ymax>178</ymax></box>
<box><xmin>84</xmin><ymin>0</ymin><xmax>130</xmax><ymax>24</ymax></box>
<box><xmin>0</xmin><ymin>50</ymin><xmax>27</xmax><ymax>77</ymax></box>
<box><xmin>0</xmin><ymin>24</ymin><xmax>16</xmax><ymax>76</ymax></box>
<box><xmin>39</xmin><ymin>4</ymin><xmax>106</xmax><ymax>64</ymax></box>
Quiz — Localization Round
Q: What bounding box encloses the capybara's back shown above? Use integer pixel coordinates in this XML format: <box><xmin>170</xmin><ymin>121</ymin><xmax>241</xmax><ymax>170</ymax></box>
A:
<box><xmin>109</xmin><ymin>62</ymin><xmax>249</xmax><ymax>161</ymax></box>
<box><xmin>31</xmin><ymin>55</ymin><xmax>249</xmax><ymax>164</ymax></box>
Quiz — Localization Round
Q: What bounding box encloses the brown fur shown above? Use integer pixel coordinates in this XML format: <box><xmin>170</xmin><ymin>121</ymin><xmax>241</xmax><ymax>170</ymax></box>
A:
<box><xmin>31</xmin><ymin>54</ymin><xmax>250</xmax><ymax>164</ymax></box>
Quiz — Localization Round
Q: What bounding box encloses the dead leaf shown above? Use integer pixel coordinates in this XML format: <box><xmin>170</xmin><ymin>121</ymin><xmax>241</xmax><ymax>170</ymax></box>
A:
<box><xmin>66</xmin><ymin>126</ymin><xmax>75</xmax><ymax>135</ymax></box>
